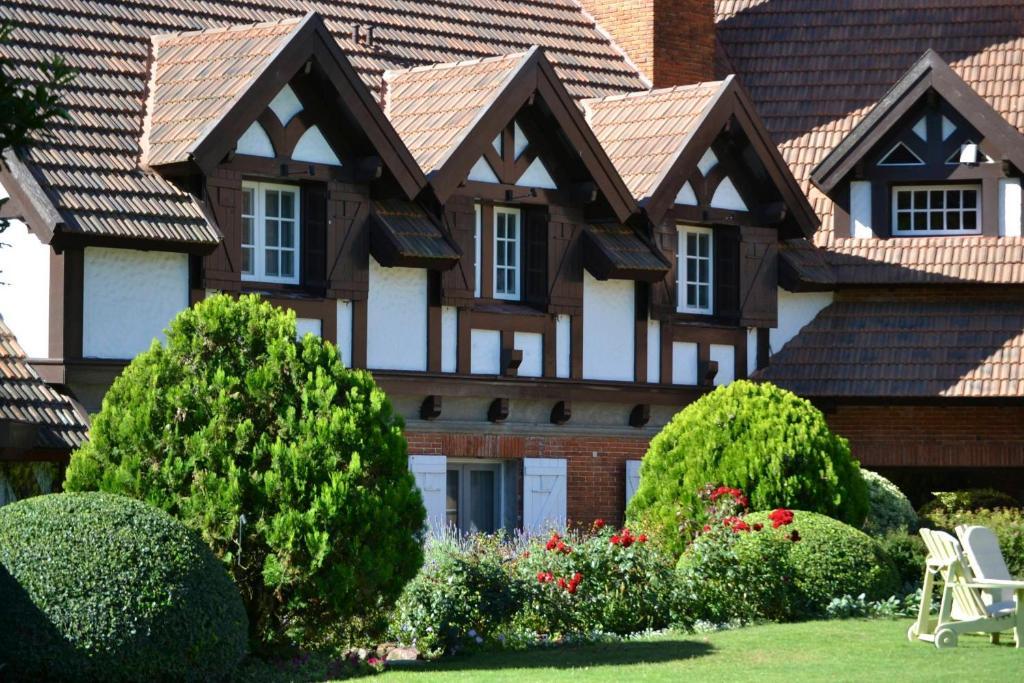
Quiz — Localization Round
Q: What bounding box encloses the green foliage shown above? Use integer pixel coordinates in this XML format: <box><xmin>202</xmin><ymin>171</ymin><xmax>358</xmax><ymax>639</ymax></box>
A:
<box><xmin>860</xmin><ymin>469</ymin><xmax>918</xmax><ymax>537</ymax></box>
<box><xmin>514</xmin><ymin>524</ymin><xmax>683</xmax><ymax>636</ymax></box>
<box><xmin>64</xmin><ymin>294</ymin><xmax>425</xmax><ymax>649</ymax></box>
<box><xmin>923</xmin><ymin>507</ymin><xmax>1024</xmax><ymax>577</ymax></box>
<box><xmin>627</xmin><ymin>381</ymin><xmax>868</xmax><ymax>555</ymax></box>
<box><xmin>677</xmin><ymin>524</ymin><xmax>800</xmax><ymax>625</ymax></box>
<box><xmin>744</xmin><ymin>510</ymin><xmax>900</xmax><ymax>615</ymax></box>
<box><xmin>877</xmin><ymin>531</ymin><xmax>928</xmax><ymax>592</ymax></box>
<box><xmin>390</xmin><ymin>534</ymin><xmax>528</xmax><ymax>657</ymax></box>
<box><xmin>918</xmin><ymin>488</ymin><xmax>1020</xmax><ymax>522</ymax></box>
<box><xmin>0</xmin><ymin>492</ymin><xmax>247</xmax><ymax>681</ymax></box>
<box><xmin>0</xmin><ymin>462</ymin><xmax>59</xmax><ymax>501</ymax></box>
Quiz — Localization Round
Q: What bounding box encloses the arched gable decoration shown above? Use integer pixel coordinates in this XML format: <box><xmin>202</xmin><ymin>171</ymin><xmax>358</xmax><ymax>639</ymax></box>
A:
<box><xmin>143</xmin><ymin>11</ymin><xmax>424</xmax><ymax>199</ymax></box>
<box><xmin>811</xmin><ymin>49</ymin><xmax>1024</xmax><ymax>194</ymax></box>
<box><xmin>235</xmin><ymin>121</ymin><xmax>275</xmax><ymax>158</ymax></box>
<box><xmin>292</xmin><ymin>125</ymin><xmax>342</xmax><ymax>166</ymax></box>
<box><xmin>384</xmin><ymin>47</ymin><xmax>637</xmax><ymax>224</ymax></box>
<box><xmin>584</xmin><ymin>75</ymin><xmax>817</xmax><ymax>239</ymax></box>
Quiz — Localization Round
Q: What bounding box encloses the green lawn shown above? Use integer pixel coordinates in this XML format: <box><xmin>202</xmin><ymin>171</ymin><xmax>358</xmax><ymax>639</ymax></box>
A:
<box><xmin>382</xmin><ymin>620</ymin><xmax>1022</xmax><ymax>683</ymax></box>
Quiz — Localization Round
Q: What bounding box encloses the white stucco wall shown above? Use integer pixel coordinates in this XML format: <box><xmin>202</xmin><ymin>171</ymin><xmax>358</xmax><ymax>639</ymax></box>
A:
<box><xmin>671</xmin><ymin>341</ymin><xmax>698</xmax><ymax>385</ymax></box>
<box><xmin>441</xmin><ymin>306</ymin><xmax>458</xmax><ymax>373</ymax></box>
<box><xmin>709</xmin><ymin>176</ymin><xmax>748</xmax><ymax>211</ymax></box>
<box><xmin>710</xmin><ymin>343</ymin><xmax>735</xmax><ymax>386</ymax></box>
<box><xmin>850</xmin><ymin>180</ymin><xmax>873</xmax><ymax>238</ymax></box>
<box><xmin>0</xmin><ymin>220</ymin><xmax>50</xmax><ymax>358</ymax></box>
<box><xmin>582</xmin><ymin>272</ymin><xmax>634</xmax><ymax>381</ymax></box>
<box><xmin>646</xmin><ymin>318</ymin><xmax>661</xmax><ymax>383</ymax></box>
<box><xmin>746</xmin><ymin>327</ymin><xmax>758</xmax><ymax>376</ymax></box>
<box><xmin>555</xmin><ymin>314</ymin><xmax>570</xmax><ymax>378</ymax></box>
<box><xmin>336</xmin><ymin>299</ymin><xmax>353</xmax><ymax>366</ymax></box>
<box><xmin>999</xmin><ymin>178</ymin><xmax>1022</xmax><ymax>237</ymax></box>
<box><xmin>296</xmin><ymin>317</ymin><xmax>321</xmax><ymax>339</ymax></box>
<box><xmin>514</xmin><ymin>331</ymin><xmax>543</xmax><ymax>377</ymax></box>
<box><xmin>366</xmin><ymin>257</ymin><xmax>427</xmax><ymax>371</ymax></box>
<box><xmin>82</xmin><ymin>247</ymin><xmax>189</xmax><ymax>359</ymax></box>
<box><xmin>771</xmin><ymin>287</ymin><xmax>834</xmax><ymax>355</ymax></box>
<box><xmin>470</xmin><ymin>328</ymin><xmax>501</xmax><ymax>375</ymax></box>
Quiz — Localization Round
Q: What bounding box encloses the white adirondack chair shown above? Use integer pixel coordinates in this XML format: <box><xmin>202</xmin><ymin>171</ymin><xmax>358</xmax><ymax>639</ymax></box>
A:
<box><xmin>956</xmin><ymin>525</ymin><xmax>1017</xmax><ymax>610</ymax></box>
<box><xmin>910</xmin><ymin>528</ymin><xmax>1024</xmax><ymax>649</ymax></box>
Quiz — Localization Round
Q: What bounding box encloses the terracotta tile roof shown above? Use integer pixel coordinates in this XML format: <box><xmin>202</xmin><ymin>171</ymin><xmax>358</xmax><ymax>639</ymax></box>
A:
<box><xmin>582</xmin><ymin>223</ymin><xmax>670</xmax><ymax>281</ymax></box>
<box><xmin>582</xmin><ymin>80</ymin><xmax>725</xmax><ymax>202</ymax></box>
<box><xmin>383</xmin><ymin>51</ymin><xmax>530</xmax><ymax>174</ymax></box>
<box><xmin>0</xmin><ymin>321</ymin><xmax>89</xmax><ymax>451</ymax></box>
<box><xmin>144</xmin><ymin>17</ymin><xmax>303</xmax><ymax>167</ymax></box>
<box><xmin>716</xmin><ymin>1</ymin><xmax>1024</xmax><ymax>283</ymax></box>
<box><xmin>370</xmin><ymin>199</ymin><xmax>459</xmax><ymax>267</ymax></box>
<box><xmin>3</xmin><ymin>0</ymin><xmax>646</xmax><ymax>246</ymax></box>
<box><xmin>756</xmin><ymin>298</ymin><xmax>1024</xmax><ymax>398</ymax></box>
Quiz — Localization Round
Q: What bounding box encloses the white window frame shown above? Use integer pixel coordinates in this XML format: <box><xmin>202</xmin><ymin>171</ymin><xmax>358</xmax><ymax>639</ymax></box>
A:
<box><xmin>677</xmin><ymin>225</ymin><xmax>714</xmax><ymax>315</ymax></box>
<box><xmin>241</xmin><ymin>181</ymin><xmax>301</xmax><ymax>285</ymax></box>
<box><xmin>446</xmin><ymin>460</ymin><xmax>504</xmax><ymax>534</ymax></box>
<box><xmin>492</xmin><ymin>206</ymin><xmax>521</xmax><ymax>301</ymax></box>
<box><xmin>891</xmin><ymin>184</ymin><xmax>981</xmax><ymax>236</ymax></box>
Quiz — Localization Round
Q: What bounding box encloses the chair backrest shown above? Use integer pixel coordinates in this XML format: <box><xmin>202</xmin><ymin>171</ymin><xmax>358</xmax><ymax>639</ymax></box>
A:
<box><xmin>919</xmin><ymin>528</ymin><xmax>989</xmax><ymax>620</ymax></box>
<box><xmin>956</xmin><ymin>525</ymin><xmax>1010</xmax><ymax>604</ymax></box>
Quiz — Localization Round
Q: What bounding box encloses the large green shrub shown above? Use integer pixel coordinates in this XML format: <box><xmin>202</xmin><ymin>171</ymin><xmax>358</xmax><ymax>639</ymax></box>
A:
<box><xmin>64</xmin><ymin>294</ymin><xmax>425</xmax><ymax>648</ymax></box>
<box><xmin>627</xmin><ymin>381</ymin><xmax>868</xmax><ymax>555</ymax></box>
<box><xmin>861</xmin><ymin>469</ymin><xmax>918</xmax><ymax>536</ymax></box>
<box><xmin>923</xmin><ymin>507</ymin><xmax>1024</xmax><ymax>576</ymax></box>
<box><xmin>0</xmin><ymin>492</ymin><xmax>247</xmax><ymax>681</ymax></box>
<box><xmin>390</xmin><ymin>534</ymin><xmax>528</xmax><ymax>657</ymax></box>
<box><xmin>918</xmin><ymin>488</ymin><xmax>1020</xmax><ymax>521</ymax></box>
<box><xmin>878</xmin><ymin>531</ymin><xmax>928</xmax><ymax>591</ymax></box>
<box><xmin>744</xmin><ymin>510</ymin><xmax>900</xmax><ymax>614</ymax></box>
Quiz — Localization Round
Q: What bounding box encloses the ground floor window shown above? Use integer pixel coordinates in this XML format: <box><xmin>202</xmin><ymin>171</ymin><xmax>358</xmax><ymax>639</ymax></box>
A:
<box><xmin>446</xmin><ymin>461</ymin><xmax>502</xmax><ymax>534</ymax></box>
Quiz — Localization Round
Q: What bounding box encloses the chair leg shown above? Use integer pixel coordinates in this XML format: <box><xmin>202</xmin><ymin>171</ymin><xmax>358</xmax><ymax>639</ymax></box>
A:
<box><xmin>991</xmin><ymin>632</ymin><xmax>1000</xmax><ymax>645</ymax></box>
<box><xmin>1014</xmin><ymin>589</ymin><xmax>1023</xmax><ymax>649</ymax></box>
<box><xmin>915</xmin><ymin>570</ymin><xmax>936</xmax><ymax>638</ymax></box>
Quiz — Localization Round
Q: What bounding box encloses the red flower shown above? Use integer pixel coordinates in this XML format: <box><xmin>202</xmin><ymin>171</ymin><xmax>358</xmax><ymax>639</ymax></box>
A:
<box><xmin>768</xmin><ymin>508</ymin><xmax>794</xmax><ymax>529</ymax></box>
<box><xmin>536</xmin><ymin>571</ymin><xmax>547</xmax><ymax>583</ymax></box>
<box><xmin>594</xmin><ymin>519</ymin><xmax>606</xmax><ymax>530</ymax></box>
<box><xmin>638</xmin><ymin>534</ymin><xmax>648</xmax><ymax>543</ymax></box>
<box><xmin>702</xmin><ymin>525</ymin><xmax>711</xmax><ymax>533</ymax></box>
<box><xmin>545</xmin><ymin>532</ymin><xmax>561</xmax><ymax>551</ymax></box>
<box><xmin>557</xmin><ymin>577</ymin><xmax>568</xmax><ymax>589</ymax></box>
<box><xmin>567</xmin><ymin>583</ymin><xmax>577</xmax><ymax>594</ymax></box>
<box><xmin>732</xmin><ymin>520</ymin><xmax>750</xmax><ymax>533</ymax></box>
<box><xmin>522</xmin><ymin>551</ymin><xmax>530</xmax><ymax>558</ymax></box>
<box><xmin>571</xmin><ymin>572</ymin><xmax>583</xmax><ymax>584</ymax></box>
<box><xmin>610</xmin><ymin>534</ymin><xmax>621</xmax><ymax>545</ymax></box>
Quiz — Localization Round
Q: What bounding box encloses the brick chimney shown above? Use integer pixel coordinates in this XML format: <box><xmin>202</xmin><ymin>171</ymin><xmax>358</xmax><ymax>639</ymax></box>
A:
<box><xmin>579</xmin><ymin>0</ymin><xmax>716</xmax><ymax>87</ymax></box>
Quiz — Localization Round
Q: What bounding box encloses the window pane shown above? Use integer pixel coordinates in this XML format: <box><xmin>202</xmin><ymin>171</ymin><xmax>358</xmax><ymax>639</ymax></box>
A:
<box><xmin>929</xmin><ymin>210</ymin><xmax>943</xmax><ymax>230</ymax></box>
<box><xmin>698</xmin><ymin>285</ymin><xmax>709</xmax><ymax>309</ymax></box>
<box><xmin>687</xmin><ymin>233</ymin><xmax>697</xmax><ymax>254</ymax></box>
<box><xmin>963</xmin><ymin>210</ymin><xmax>977</xmax><ymax>229</ymax></box>
<box><xmin>242</xmin><ymin>216</ymin><xmax>254</xmax><ymax>246</ymax></box>
<box><xmin>281</xmin><ymin>251</ymin><xmax>294</xmax><ymax>278</ymax></box>
<box><xmin>446</xmin><ymin>470</ymin><xmax>459</xmax><ymax>530</ymax></box>
<box><xmin>930</xmin><ymin>190</ymin><xmax>944</xmax><ymax>209</ymax></box>
<box><xmin>897</xmin><ymin>212</ymin><xmax>911</xmax><ymax>230</ymax></box>
<box><xmin>698</xmin><ymin>234</ymin><xmax>709</xmax><ymax>258</ymax></box>
<box><xmin>947</xmin><ymin>191</ymin><xmax>961</xmax><ymax>209</ymax></box>
<box><xmin>280</xmin><ymin>191</ymin><xmax>295</xmax><ymax>219</ymax></box>
<box><xmin>913</xmin><ymin>190</ymin><xmax>927</xmax><ymax>208</ymax></box>
<box><xmin>265</xmin><ymin>249</ymin><xmax>279</xmax><ymax>276</ymax></box>
<box><xmin>266</xmin><ymin>220</ymin><xmax>279</xmax><ymax>247</ymax></box>
<box><xmin>948</xmin><ymin>212</ymin><xmax>960</xmax><ymax>230</ymax></box>
<box><xmin>242</xmin><ymin>247</ymin><xmax>253</xmax><ymax>274</ymax></box>
<box><xmin>266</xmin><ymin>190</ymin><xmax>279</xmax><ymax>217</ymax></box>
<box><xmin>896</xmin><ymin>191</ymin><xmax>910</xmax><ymax>210</ymax></box>
<box><xmin>506</xmin><ymin>242</ymin><xmax>516</xmax><ymax>267</ymax></box>
<box><xmin>281</xmin><ymin>222</ymin><xmax>294</xmax><ymax>248</ymax></box>
<box><xmin>242</xmin><ymin>188</ymin><xmax>254</xmax><ymax>216</ymax></box>
<box><xmin>468</xmin><ymin>469</ymin><xmax>496</xmax><ymax>533</ymax></box>
<box><xmin>686</xmin><ymin>284</ymin><xmax>696</xmax><ymax>306</ymax></box>
<box><xmin>913</xmin><ymin>212</ymin><xmax>927</xmax><ymax>230</ymax></box>
<box><xmin>496</xmin><ymin>213</ymin><xmax>505</xmax><ymax>240</ymax></box>
<box><xmin>698</xmin><ymin>259</ymin><xmax>709</xmax><ymax>282</ymax></box>
<box><xmin>963</xmin><ymin>190</ymin><xmax>977</xmax><ymax>208</ymax></box>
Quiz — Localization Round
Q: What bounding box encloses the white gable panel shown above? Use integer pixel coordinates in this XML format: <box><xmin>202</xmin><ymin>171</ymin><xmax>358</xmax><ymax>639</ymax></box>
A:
<box><xmin>514</xmin><ymin>122</ymin><xmax>529</xmax><ymax>159</ymax></box>
<box><xmin>772</xmin><ymin>288</ymin><xmax>834</xmax><ymax>354</ymax></box>
<box><xmin>236</xmin><ymin>121</ymin><xmax>275</xmax><ymax>157</ymax></box>
<box><xmin>710</xmin><ymin>343</ymin><xmax>735</xmax><ymax>385</ymax></box>
<box><xmin>942</xmin><ymin>116</ymin><xmax>957</xmax><ymax>141</ymax></box>
<box><xmin>625</xmin><ymin>460</ymin><xmax>642</xmax><ymax>507</ymax></box>
<box><xmin>1000</xmin><ymin>178</ymin><xmax>1022</xmax><ymax>237</ymax></box>
<box><xmin>698</xmin><ymin>148</ymin><xmax>718</xmax><ymax>175</ymax></box>
<box><xmin>409</xmin><ymin>455</ymin><xmax>447</xmax><ymax>537</ymax></box>
<box><xmin>83</xmin><ymin>247</ymin><xmax>188</xmax><ymax>359</ymax></box>
<box><xmin>850</xmin><ymin>180</ymin><xmax>873</xmax><ymax>238</ymax></box>
<box><xmin>675</xmin><ymin>181</ymin><xmax>698</xmax><ymax>206</ymax></box>
<box><xmin>582</xmin><ymin>272</ymin><xmax>634</xmax><ymax>381</ymax></box>
<box><xmin>514</xmin><ymin>331</ymin><xmax>543</xmax><ymax>377</ymax></box>
<box><xmin>523</xmin><ymin>458</ymin><xmax>567</xmax><ymax>535</ymax></box>
<box><xmin>367</xmin><ymin>257</ymin><xmax>427</xmax><ymax>371</ymax></box>
<box><xmin>468</xmin><ymin>157</ymin><xmax>499</xmax><ymax>183</ymax></box>
<box><xmin>912</xmin><ymin>116</ymin><xmax>927</xmax><ymax>141</ymax></box>
<box><xmin>470</xmin><ymin>328</ymin><xmax>501</xmax><ymax>375</ymax></box>
<box><xmin>295</xmin><ymin>317</ymin><xmax>322</xmax><ymax>339</ymax></box>
<box><xmin>747</xmin><ymin>327</ymin><xmax>758</xmax><ymax>377</ymax></box>
<box><xmin>555</xmin><ymin>314</ymin><xmax>571</xmax><ymax>379</ymax></box>
<box><xmin>336</xmin><ymin>299</ymin><xmax>353</xmax><ymax>366</ymax></box>
<box><xmin>646</xmin><ymin>318</ymin><xmax>660</xmax><ymax>383</ymax></box>
<box><xmin>517</xmin><ymin>157</ymin><xmax>557</xmax><ymax>189</ymax></box>
<box><xmin>292</xmin><ymin>125</ymin><xmax>342</xmax><ymax>166</ymax></box>
<box><xmin>671</xmin><ymin>341</ymin><xmax>698</xmax><ymax>385</ymax></box>
<box><xmin>269</xmin><ymin>84</ymin><xmax>303</xmax><ymax>126</ymax></box>
<box><xmin>710</xmin><ymin>176</ymin><xmax>748</xmax><ymax>211</ymax></box>
<box><xmin>441</xmin><ymin>306</ymin><xmax>458</xmax><ymax>372</ymax></box>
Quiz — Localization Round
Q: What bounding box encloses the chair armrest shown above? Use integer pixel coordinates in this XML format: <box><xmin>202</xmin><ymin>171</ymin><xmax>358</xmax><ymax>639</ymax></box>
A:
<box><xmin>965</xmin><ymin>579</ymin><xmax>1024</xmax><ymax>590</ymax></box>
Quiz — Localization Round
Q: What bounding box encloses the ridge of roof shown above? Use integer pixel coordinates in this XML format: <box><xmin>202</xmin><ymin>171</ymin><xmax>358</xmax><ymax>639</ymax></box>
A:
<box><xmin>151</xmin><ymin>14</ymin><xmax>305</xmax><ymax>44</ymax></box>
<box><xmin>383</xmin><ymin>49</ymin><xmax>533</xmax><ymax>81</ymax></box>
<box><xmin>581</xmin><ymin>79</ymin><xmax>726</xmax><ymax>106</ymax></box>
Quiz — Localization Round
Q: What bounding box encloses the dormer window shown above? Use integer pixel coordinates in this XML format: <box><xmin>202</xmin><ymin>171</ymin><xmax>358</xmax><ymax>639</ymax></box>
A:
<box><xmin>892</xmin><ymin>185</ymin><xmax>980</xmax><ymax>235</ymax></box>
<box><xmin>493</xmin><ymin>206</ymin><xmax>522</xmax><ymax>300</ymax></box>
<box><xmin>678</xmin><ymin>225</ymin><xmax>714</xmax><ymax>314</ymax></box>
<box><xmin>241</xmin><ymin>181</ymin><xmax>301</xmax><ymax>284</ymax></box>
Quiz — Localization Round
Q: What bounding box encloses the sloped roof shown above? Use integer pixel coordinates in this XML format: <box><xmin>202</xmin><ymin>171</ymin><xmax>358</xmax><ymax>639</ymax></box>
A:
<box><xmin>756</xmin><ymin>297</ymin><xmax>1024</xmax><ymax>399</ymax></box>
<box><xmin>583</xmin><ymin>80</ymin><xmax>725</xmax><ymax>202</ymax></box>
<box><xmin>370</xmin><ymin>199</ymin><xmax>459</xmax><ymax>269</ymax></box>
<box><xmin>582</xmin><ymin>223</ymin><xmax>671</xmax><ymax>281</ymax></box>
<box><xmin>383</xmin><ymin>51</ymin><xmax>531</xmax><ymax>175</ymax></box>
<box><xmin>3</xmin><ymin>0</ymin><xmax>646</xmax><ymax>247</ymax></box>
<box><xmin>0</xmin><ymin>321</ymin><xmax>89</xmax><ymax>452</ymax></box>
<box><xmin>144</xmin><ymin>17</ymin><xmax>303</xmax><ymax>167</ymax></box>
<box><xmin>716</xmin><ymin>0</ymin><xmax>1024</xmax><ymax>283</ymax></box>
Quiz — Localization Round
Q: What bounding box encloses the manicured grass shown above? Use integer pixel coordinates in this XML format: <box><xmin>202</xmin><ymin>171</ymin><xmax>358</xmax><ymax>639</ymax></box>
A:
<box><xmin>382</xmin><ymin>619</ymin><xmax>1022</xmax><ymax>683</ymax></box>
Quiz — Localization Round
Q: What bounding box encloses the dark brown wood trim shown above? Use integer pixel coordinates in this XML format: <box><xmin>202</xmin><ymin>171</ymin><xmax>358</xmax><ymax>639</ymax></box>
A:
<box><xmin>634</xmin><ymin>283</ymin><xmax>648</xmax><ymax>383</ymax></box>
<box><xmin>457</xmin><ymin>306</ymin><xmax>472</xmax><ymax>374</ymax></box>
<box><xmin>427</xmin><ymin>274</ymin><xmax>442</xmax><ymax>372</ymax></box>
<box><xmin>351</xmin><ymin>298</ymin><xmax>367</xmax><ymax>368</ymax></box>
<box><xmin>60</xmin><ymin>248</ymin><xmax>83</xmax><ymax>359</ymax></box>
<box><xmin>570</xmin><ymin>313</ymin><xmax>583</xmax><ymax>379</ymax></box>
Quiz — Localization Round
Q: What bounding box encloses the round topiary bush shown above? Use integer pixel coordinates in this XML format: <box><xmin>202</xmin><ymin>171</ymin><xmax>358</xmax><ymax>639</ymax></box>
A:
<box><xmin>64</xmin><ymin>294</ymin><xmax>426</xmax><ymax>648</ymax></box>
<box><xmin>861</xmin><ymin>469</ymin><xmax>918</xmax><ymax>536</ymax></box>
<box><xmin>743</xmin><ymin>510</ymin><xmax>900</xmax><ymax>614</ymax></box>
<box><xmin>627</xmin><ymin>380</ymin><xmax>868</xmax><ymax>555</ymax></box>
<box><xmin>0</xmin><ymin>492</ymin><xmax>247</xmax><ymax>681</ymax></box>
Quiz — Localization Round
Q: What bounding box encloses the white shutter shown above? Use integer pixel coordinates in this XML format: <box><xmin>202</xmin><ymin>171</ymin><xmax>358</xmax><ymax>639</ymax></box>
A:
<box><xmin>625</xmin><ymin>460</ymin><xmax>642</xmax><ymax>507</ymax></box>
<box><xmin>408</xmin><ymin>455</ymin><xmax>447</xmax><ymax>538</ymax></box>
<box><xmin>523</xmin><ymin>457</ymin><xmax>567</xmax><ymax>535</ymax></box>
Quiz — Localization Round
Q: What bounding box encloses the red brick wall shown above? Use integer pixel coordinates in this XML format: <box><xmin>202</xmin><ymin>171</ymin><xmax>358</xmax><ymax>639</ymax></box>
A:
<box><xmin>578</xmin><ymin>0</ymin><xmax>715</xmax><ymax>88</ymax></box>
<box><xmin>825</xmin><ymin>405</ymin><xmax>1024</xmax><ymax>470</ymax></box>
<box><xmin>405</xmin><ymin>431</ymin><xmax>650</xmax><ymax>526</ymax></box>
